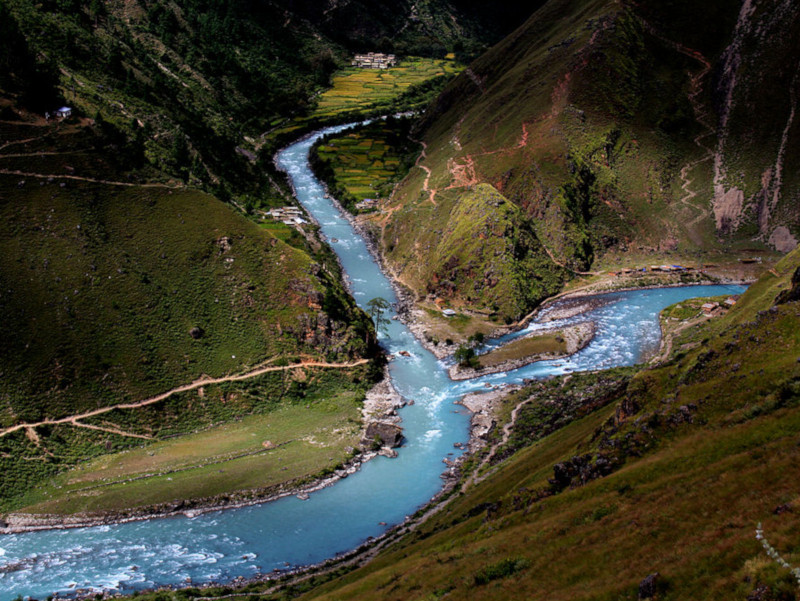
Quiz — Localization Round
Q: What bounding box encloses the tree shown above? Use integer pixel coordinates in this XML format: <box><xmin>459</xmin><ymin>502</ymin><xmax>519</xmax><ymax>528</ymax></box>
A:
<box><xmin>454</xmin><ymin>344</ymin><xmax>479</xmax><ymax>369</ymax></box>
<box><xmin>468</xmin><ymin>332</ymin><xmax>485</xmax><ymax>348</ymax></box>
<box><xmin>366</xmin><ymin>297</ymin><xmax>391</xmax><ymax>336</ymax></box>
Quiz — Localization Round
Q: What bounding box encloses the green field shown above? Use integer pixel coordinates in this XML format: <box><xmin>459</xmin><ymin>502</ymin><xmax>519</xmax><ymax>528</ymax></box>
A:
<box><xmin>313</xmin><ymin>57</ymin><xmax>462</xmax><ymax>118</ymax></box>
<box><xmin>310</xmin><ymin>118</ymin><xmax>421</xmax><ymax>211</ymax></box>
<box><xmin>263</xmin><ymin>57</ymin><xmax>462</xmax><ymax>152</ymax></box>
<box><xmin>477</xmin><ymin>332</ymin><xmax>567</xmax><ymax>368</ymax></box>
<box><xmin>11</xmin><ymin>375</ymin><xmax>366</xmax><ymax>515</ymax></box>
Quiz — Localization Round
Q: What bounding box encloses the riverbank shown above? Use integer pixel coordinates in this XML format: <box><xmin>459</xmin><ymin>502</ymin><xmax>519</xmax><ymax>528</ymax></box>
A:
<box><xmin>0</xmin><ymin>372</ymin><xmax>405</xmax><ymax>535</ymax></box>
<box><xmin>448</xmin><ymin>321</ymin><xmax>596</xmax><ymax>381</ymax></box>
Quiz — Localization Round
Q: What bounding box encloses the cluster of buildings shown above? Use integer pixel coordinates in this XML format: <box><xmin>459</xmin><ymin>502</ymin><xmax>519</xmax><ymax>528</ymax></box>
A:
<box><xmin>355</xmin><ymin>198</ymin><xmax>379</xmax><ymax>211</ymax></box>
<box><xmin>702</xmin><ymin>297</ymin><xmax>739</xmax><ymax>315</ymax></box>
<box><xmin>612</xmin><ymin>264</ymin><xmax>692</xmax><ymax>277</ymax></box>
<box><xmin>264</xmin><ymin>206</ymin><xmax>308</xmax><ymax>227</ymax></box>
<box><xmin>45</xmin><ymin>106</ymin><xmax>72</xmax><ymax>120</ymax></box>
<box><xmin>351</xmin><ymin>53</ymin><xmax>397</xmax><ymax>69</ymax></box>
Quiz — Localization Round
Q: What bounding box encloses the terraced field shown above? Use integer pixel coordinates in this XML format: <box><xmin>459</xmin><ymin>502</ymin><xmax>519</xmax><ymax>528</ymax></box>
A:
<box><xmin>313</xmin><ymin>57</ymin><xmax>461</xmax><ymax>118</ymax></box>
<box><xmin>263</xmin><ymin>57</ymin><xmax>462</xmax><ymax>151</ymax></box>
<box><xmin>310</xmin><ymin>118</ymin><xmax>421</xmax><ymax>210</ymax></box>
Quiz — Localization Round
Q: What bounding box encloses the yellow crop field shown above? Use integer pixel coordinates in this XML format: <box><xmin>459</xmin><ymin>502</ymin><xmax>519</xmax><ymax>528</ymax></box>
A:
<box><xmin>264</xmin><ymin>56</ymin><xmax>462</xmax><ymax>149</ymax></box>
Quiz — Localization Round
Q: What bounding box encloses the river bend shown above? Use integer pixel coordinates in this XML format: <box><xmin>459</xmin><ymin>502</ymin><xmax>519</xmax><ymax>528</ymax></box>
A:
<box><xmin>0</xmin><ymin>123</ymin><xmax>745</xmax><ymax>599</ymax></box>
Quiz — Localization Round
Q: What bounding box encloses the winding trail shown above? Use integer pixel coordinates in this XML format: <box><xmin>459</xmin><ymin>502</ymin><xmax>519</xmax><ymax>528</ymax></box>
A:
<box><xmin>0</xmin><ymin>168</ymin><xmax>183</xmax><ymax>189</ymax></box>
<box><xmin>414</xmin><ymin>140</ymin><xmax>437</xmax><ymax>205</ymax></box>
<box><xmin>0</xmin><ymin>149</ymin><xmax>92</xmax><ymax>159</ymax></box>
<box><xmin>0</xmin><ymin>359</ymin><xmax>369</xmax><ymax>440</ymax></box>
<box><xmin>649</xmin><ymin>313</ymin><xmax>710</xmax><ymax>365</ymax></box>
<box><xmin>462</xmin><ymin>392</ymin><xmax>531</xmax><ymax>492</ymax></box>
<box><xmin>641</xmin><ymin>21</ymin><xmax>715</xmax><ymax>238</ymax></box>
<box><xmin>0</xmin><ymin>134</ymin><xmax>52</xmax><ymax>152</ymax></box>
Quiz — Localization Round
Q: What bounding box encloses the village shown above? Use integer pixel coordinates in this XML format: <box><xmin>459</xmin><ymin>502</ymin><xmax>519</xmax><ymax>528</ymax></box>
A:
<box><xmin>351</xmin><ymin>53</ymin><xmax>397</xmax><ymax>69</ymax></box>
<box><xmin>261</xmin><ymin>205</ymin><xmax>309</xmax><ymax>228</ymax></box>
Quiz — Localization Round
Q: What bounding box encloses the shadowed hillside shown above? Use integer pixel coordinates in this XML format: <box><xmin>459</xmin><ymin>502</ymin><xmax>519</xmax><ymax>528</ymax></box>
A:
<box><xmin>0</xmin><ymin>0</ymin><xmax>539</xmax><ymax>202</ymax></box>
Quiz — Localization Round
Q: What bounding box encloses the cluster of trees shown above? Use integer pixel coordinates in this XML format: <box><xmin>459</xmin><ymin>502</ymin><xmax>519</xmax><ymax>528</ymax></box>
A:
<box><xmin>454</xmin><ymin>332</ymin><xmax>485</xmax><ymax>368</ymax></box>
<box><xmin>0</xmin><ymin>4</ymin><xmax>61</xmax><ymax>112</ymax></box>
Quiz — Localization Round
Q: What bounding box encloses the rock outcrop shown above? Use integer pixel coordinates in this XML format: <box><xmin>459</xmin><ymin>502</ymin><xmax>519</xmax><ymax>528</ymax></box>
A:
<box><xmin>364</xmin><ymin>422</ymin><xmax>403</xmax><ymax>448</ymax></box>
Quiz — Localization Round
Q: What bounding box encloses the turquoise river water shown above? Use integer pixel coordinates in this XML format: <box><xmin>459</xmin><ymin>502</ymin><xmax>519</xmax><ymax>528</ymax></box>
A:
<box><xmin>0</xmin><ymin>123</ymin><xmax>745</xmax><ymax>599</ymax></box>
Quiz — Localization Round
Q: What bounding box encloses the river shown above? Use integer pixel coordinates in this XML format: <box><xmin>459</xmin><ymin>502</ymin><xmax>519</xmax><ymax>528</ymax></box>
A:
<box><xmin>0</xmin><ymin>123</ymin><xmax>745</xmax><ymax>599</ymax></box>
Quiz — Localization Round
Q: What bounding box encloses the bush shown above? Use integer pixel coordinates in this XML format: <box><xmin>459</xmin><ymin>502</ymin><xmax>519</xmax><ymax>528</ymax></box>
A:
<box><xmin>454</xmin><ymin>344</ymin><xmax>479</xmax><ymax>369</ymax></box>
<box><xmin>473</xmin><ymin>557</ymin><xmax>530</xmax><ymax>585</ymax></box>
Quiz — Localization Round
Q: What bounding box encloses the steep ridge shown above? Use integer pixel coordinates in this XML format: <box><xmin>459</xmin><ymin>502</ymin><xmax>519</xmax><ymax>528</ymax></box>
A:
<box><xmin>381</xmin><ymin>0</ymin><xmax>800</xmax><ymax>314</ymax></box>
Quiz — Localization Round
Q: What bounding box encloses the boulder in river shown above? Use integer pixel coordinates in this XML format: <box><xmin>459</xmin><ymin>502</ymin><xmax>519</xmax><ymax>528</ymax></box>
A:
<box><xmin>364</xmin><ymin>422</ymin><xmax>403</xmax><ymax>448</ymax></box>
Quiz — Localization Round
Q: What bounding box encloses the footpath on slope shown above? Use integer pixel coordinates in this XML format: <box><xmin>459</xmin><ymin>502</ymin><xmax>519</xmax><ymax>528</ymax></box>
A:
<box><xmin>0</xmin><ymin>359</ymin><xmax>370</xmax><ymax>440</ymax></box>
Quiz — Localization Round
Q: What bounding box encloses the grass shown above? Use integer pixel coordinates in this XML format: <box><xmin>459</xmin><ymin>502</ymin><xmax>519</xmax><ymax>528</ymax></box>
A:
<box><xmin>12</xmin><ymin>381</ymin><xmax>365</xmax><ymax>515</ymax></box>
<box><xmin>477</xmin><ymin>332</ymin><xmax>567</xmax><ymax>368</ymax></box>
<box><xmin>0</xmin><ymin>118</ymin><xmax>378</xmax><ymax>513</ymax></box>
<box><xmin>209</xmin><ymin>249</ymin><xmax>800</xmax><ymax>601</ymax></box>
<box><xmin>312</xmin><ymin>58</ymin><xmax>461</xmax><ymax>118</ymax></box>
<box><xmin>261</xmin><ymin>57</ymin><xmax>462</xmax><ymax>152</ymax></box>
<box><xmin>384</xmin><ymin>184</ymin><xmax>566</xmax><ymax>320</ymax></box>
<box><xmin>310</xmin><ymin>118</ymin><xmax>420</xmax><ymax>211</ymax></box>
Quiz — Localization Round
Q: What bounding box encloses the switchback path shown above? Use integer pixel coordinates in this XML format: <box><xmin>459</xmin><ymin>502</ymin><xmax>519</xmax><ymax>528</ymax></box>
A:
<box><xmin>0</xmin><ymin>359</ymin><xmax>370</xmax><ymax>440</ymax></box>
<box><xmin>413</xmin><ymin>140</ymin><xmax>437</xmax><ymax>206</ymax></box>
<box><xmin>640</xmin><ymin>20</ymin><xmax>715</xmax><ymax>238</ymax></box>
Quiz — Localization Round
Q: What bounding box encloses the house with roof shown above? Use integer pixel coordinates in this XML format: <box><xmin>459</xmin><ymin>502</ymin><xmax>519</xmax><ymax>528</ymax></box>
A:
<box><xmin>56</xmin><ymin>106</ymin><xmax>72</xmax><ymax>119</ymax></box>
<box><xmin>352</xmin><ymin>53</ymin><xmax>397</xmax><ymax>69</ymax></box>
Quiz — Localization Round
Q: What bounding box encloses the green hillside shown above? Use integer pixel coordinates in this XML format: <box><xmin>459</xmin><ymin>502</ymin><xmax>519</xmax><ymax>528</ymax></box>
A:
<box><xmin>0</xmin><ymin>0</ymin><xmax>535</xmax><ymax>204</ymax></box>
<box><xmin>253</xmin><ymin>241</ymin><xmax>800</xmax><ymax>601</ymax></box>
<box><xmin>380</xmin><ymin>0</ymin><xmax>800</xmax><ymax>312</ymax></box>
<box><xmin>0</xmin><ymin>112</ymin><xmax>380</xmax><ymax>513</ymax></box>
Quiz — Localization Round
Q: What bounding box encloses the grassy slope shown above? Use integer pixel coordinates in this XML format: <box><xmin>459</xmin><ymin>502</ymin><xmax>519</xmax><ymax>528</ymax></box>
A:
<box><xmin>385</xmin><ymin>183</ymin><xmax>566</xmax><ymax>320</ymax></box>
<box><xmin>0</xmin><ymin>117</ymin><xmax>377</xmax><ymax>513</ymax></box>
<box><xmin>278</xmin><ymin>249</ymin><xmax>800</xmax><ymax>601</ymax></box>
<box><xmin>382</xmin><ymin>0</ymin><xmax>800</xmax><ymax>313</ymax></box>
<box><xmin>0</xmin><ymin>154</ymin><xmax>369</xmax><ymax>424</ymax></box>
<box><xmin>10</xmin><ymin>372</ymin><xmax>368</xmax><ymax>515</ymax></box>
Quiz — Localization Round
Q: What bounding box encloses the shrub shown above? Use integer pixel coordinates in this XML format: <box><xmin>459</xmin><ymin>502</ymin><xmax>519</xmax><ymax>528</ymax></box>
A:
<box><xmin>454</xmin><ymin>344</ymin><xmax>479</xmax><ymax>368</ymax></box>
<box><xmin>473</xmin><ymin>557</ymin><xmax>530</xmax><ymax>585</ymax></box>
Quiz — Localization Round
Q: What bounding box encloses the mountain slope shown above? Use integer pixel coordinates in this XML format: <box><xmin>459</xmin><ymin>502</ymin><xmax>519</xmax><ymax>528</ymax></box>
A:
<box><xmin>285</xmin><ymin>248</ymin><xmax>800</xmax><ymax>601</ymax></box>
<box><xmin>380</xmin><ymin>0</ymin><xmax>800</xmax><ymax>312</ymax></box>
<box><xmin>0</xmin><ymin>109</ymin><xmax>378</xmax><ymax>512</ymax></box>
<box><xmin>0</xmin><ymin>0</ymin><xmax>539</xmax><ymax>201</ymax></box>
